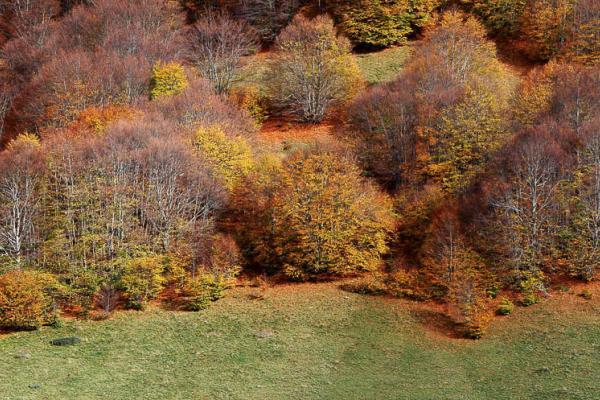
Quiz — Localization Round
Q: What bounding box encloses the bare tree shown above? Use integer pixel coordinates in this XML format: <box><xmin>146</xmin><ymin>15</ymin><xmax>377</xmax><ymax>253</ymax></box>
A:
<box><xmin>0</xmin><ymin>83</ymin><xmax>13</xmax><ymax>144</ymax></box>
<box><xmin>268</xmin><ymin>14</ymin><xmax>361</xmax><ymax>123</ymax></box>
<box><xmin>0</xmin><ymin>138</ymin><xmax>44</xmax><ymax>267</ymax></box>
<box><xmin>349</xmin><ymin>84</ymin><xmax>417</xmax><ymax>186</ymax></box>
<box><xmin>233</xmin><ymin>0</ymin><xmax>302</xmax><ymax>43</ymax></box>
<box><xmin>186</xmin><ymin>13</ymin><xmax>257</xmax><ymax>94</ymax></box>
<box><xmin>491</xmin><ymin>127</ymin><xmax>564</xmax><ymax>272</ymax></box>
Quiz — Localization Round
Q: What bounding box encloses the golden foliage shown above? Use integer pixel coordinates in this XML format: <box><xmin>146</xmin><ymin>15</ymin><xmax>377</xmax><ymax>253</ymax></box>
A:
<box><xmin>150</xmin><ymin>62</ymin><xmax>189</xmax><ymax>100</ymax></box>
<box><xmin>193</xmin><ymin>125</ymin><xmax>254</xmax><ymax>191</ymax></box>
<box><xmin>0</xmin><ymin>270</ymin><xmax>59</xmax><ymax>330</ymax></box>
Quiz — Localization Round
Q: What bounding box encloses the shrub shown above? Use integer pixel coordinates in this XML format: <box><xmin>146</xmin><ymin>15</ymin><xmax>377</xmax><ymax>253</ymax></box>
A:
<box><xmin>518</xmin><ymin>271</ymin><xmax>546</xmax><ymax>306</ymax></box>
<box><xmin>180</xmin><ymin>275</ymin><xmax>231</xmax><ymax>311</ymax></box>
<box><xmin>0</xmin><ymin>270</ymin><xmax>60</xmax><ymax>330</ymax></box>
<box><xmin>496</xmin><ymin>298</ymin><xmax>515</xmax><ymax>315</ymax></box>
<box><xmin>385</xmin><ymin>270</ymin><xmax>420</xmax><ymax>299</ymax></box>
<box><xmin>579</xmin><ymin>289</ymin><xmax>592</xmax><ymax>300</ymax></box>
<box><xmin>267</xmin><ymin>14</ymin><xmax>363</xmax><ymax>123</ymax></box>
<box><xmin>341</xmin><ymin>274</ymin><xmax>388</xmax><ymax>296</ymax></box>
<box><xmin>150</xmin><ymin>62</ymin><xmax>188</xmax><ymax>100</ymax></box>
<box><xmin>462</xmin><ymin>313</ymin><xmax>490</xmax><ymax>339</ymax></box>
<box><xmin>120</xmin><ymin>256</ymin><xmax>166</xmax><ymax>310</ymax></box>
<box><xmin>230</xmin><ymin>85</ymin><xmax>267</xmax><ymax>125</ymax></box>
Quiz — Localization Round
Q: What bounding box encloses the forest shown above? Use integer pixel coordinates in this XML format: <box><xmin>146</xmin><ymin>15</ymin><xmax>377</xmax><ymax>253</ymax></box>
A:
<box><xmin>0</xmin><ymin>0</ymin><xmax>598</xmax><ymax>349</ymax></box>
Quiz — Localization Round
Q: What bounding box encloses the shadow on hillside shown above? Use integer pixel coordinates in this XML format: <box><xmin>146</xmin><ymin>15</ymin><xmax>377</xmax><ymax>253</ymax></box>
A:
<box><xmin>410</xmin><ymin>308</ymin><xmax>465</xmax><ymax>339</ymax></box>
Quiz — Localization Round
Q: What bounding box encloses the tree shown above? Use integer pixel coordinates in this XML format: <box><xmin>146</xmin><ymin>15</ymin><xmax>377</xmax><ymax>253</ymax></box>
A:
<box><xmin>1</xmin><ymin>0</ymin><xmax>184</xmax><ymax>139</ymax></box>
<box><xmin>0</xmin><ymin>134</ymin><xmax>44</xmax><ymax>267</ymax></box>
<box><xmin>349</xmin><ymin>84</ymin><xmax>417</xmax><ymax>187</ymax></box>
<box><xmin>549</xmin><ymin>64</ymin><xmax>599</xmax><ymax>134</ymax></box>
<box><xmin>512</xmin><ymin>63</ymin><xmax>557</xmax><ymax>127</ymax></box>
<box><xmin>347</xmin><ymin>11</ymin><xmax>512</xmax><ymax>191</ymax></box>
<box><xmin>562</xmin><ymin>0</ymin><xmax>599</xmax><ymax>65</ymax></box>
<box><xmin>327</xmin><ymin>0</ymin><xmax>440</xmax><ymax>48</ymax></box>
<box><xmin>561</xmin><ymin>119</ymin><xmax>600</xmax><ymax>280</ymax></box>
<box><xmin>185</xmin><ymin>13</ymin><xmax>257</xmax><ymax>94</ymax></box>
<box><xmin>250</xmin><ymin>151</ymin><xmax>394</xmax><ymax>280</ymax></box>
<box><xmin>491</xmin><ymin>127</ymin><xmax>565</xmax><ymax>281</ymax></box>
<box><xmin>0</xmin><ymin>269</ymin><xmax>59</xmax><ymax>330</ymax></box>
<box><xmin>267</xmin><ymin>14</ymin><xmax>363</xmax><ymax>123</ymax></box>
<box><xmin>520</xmin><ymin>0</ymin><xmax>574</xmax><ymax>61</ymax></box>
<box><xmin>466</xmin><ymin>0</ymin><xmax>527</xmax><ymax>37</ymax></box>
<box><xmin>120</xmin><ymin>255</ymin><xmax>165</xmax><ymax>310</ymax></box>
<box><xmin>0</xmin><ymin>82</ymin><xmax>15</xmax><ymax>145</ymax></box>
<box><xmin>409</xmin><ymin>12</ymin><xmax>512</xmax><ymax>191</ymax></box>
<box><xmin>0</xmin><ymin>0</ymin><xmax>59</xmax><ymax>39</ymax></box>
<box><xmin>149</xmin><ymin>62</ymin><xmax>188</xmax><ymax>100</ymax></box>
<box><xmin>147</xmin><ymin>78</ymin><xmax>257</xmax><ymax>137</ymax></box>
<box><xmin>193</xmin><ymin>125</ymin><xmax>254</xmax><ymax>191</ymax></box>
<box><xmin>232</xmin><ymin>0</ymin><xmax>303</xmax><ymax>43</ymax></box>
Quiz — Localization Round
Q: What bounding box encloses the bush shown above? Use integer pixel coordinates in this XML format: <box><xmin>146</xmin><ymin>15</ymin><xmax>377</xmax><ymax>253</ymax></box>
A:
<box><xmin>462</xmin><ymin>314</ymin><xmax>490</xmax><ymax>339</ymax></box>
<box><xmin>181</xmin><ymin>275</ymin><xmax>231</xmax><ymax>311</ymax></box>
<box><xmin>518</xmin><ymin>271</ymin><xmax>546</xmax><ymax>306</ymax></box>
<box><xmin>496</xmin><ymin>298</ymin><xmax>515</xmax><ymax>315</ymax></box>
<box><xmin>120</xmin><ymin>256</ymin><xmax>166</xmax><ymax>310</ymax></box>
<box><xmin>579</xmin><ymin>289</ymin><xmax>593</xmax><ymax>300</ymax></box>
<box><xmin>0</xmin><ymin>270</ymin><xmax>60</xmax><ymax>330</ymax></box>
<box><xmin>385</xmin><ymin>270</ymin><xmax>420</xmax><ymax>299</ymax></box>
<box><xmin>230</xmin><ymin>85</ymin><xmax>268</xmax><ymax>125</ymax></box>
<box><xmin>341</xmin><ymin>274</ymin><xmax>388</xmax><ymax>296</ymax></box>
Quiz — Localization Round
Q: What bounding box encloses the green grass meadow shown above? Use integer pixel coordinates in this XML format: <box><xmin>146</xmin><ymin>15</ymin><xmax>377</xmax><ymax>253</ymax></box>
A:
<box><xmin>354</xmin><ymin>46</ymin><xmax>413</xmax><ymax>85</ymax></box>
<box><xmin>1</xmin><ymin>284</ymin><xmax>599</xmax><ymax>400</ymax></box>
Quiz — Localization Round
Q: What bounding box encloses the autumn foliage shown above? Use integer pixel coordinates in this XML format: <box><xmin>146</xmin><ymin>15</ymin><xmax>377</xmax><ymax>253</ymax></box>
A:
<box><xmin>0</xmin><ymin>1</ymin><xmax>598</xmax><ymax>339</ymax></box>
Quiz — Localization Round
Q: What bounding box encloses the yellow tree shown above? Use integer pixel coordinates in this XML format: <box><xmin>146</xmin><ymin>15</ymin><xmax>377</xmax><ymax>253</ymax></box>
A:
<box><xmin>268</xmin><ymin>152</ymin><xmax>394</xmax><ymax>280</ymax></box>
<box><xmin>193</xmin><ymin>125</ymin><xmax>254</xmax><ymax>191</ymax></box>
<box><xmin>411</xmin><ymin>11</ymin><xmax>513</xmax><ymax>191</ymax></box>
<box><xmin>149</xmin><ymin>62</ymin><xmax>188</xmax><ymax>100</ymax></box>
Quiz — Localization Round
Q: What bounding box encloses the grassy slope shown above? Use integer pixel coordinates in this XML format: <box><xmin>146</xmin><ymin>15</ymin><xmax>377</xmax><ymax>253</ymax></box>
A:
<box><xmin>1</xmin><ymin>283</ymin><xmax>599</xmax><ymax>400</ymax></box>
<box><xmin>354</xmin><ymin>46</ymin><xmax>413</xmax><ymax>85</ymax></box>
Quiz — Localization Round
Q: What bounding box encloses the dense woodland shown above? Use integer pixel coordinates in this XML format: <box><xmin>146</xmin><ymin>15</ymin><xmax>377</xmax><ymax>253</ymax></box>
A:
<box><xmin>0</xmin><ymin>0</ymin><xmax>598</xmax><ymax>339</ymax></box>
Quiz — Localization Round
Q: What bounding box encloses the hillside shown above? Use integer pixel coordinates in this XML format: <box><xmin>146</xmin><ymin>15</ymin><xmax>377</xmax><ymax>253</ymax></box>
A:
<box><xmin>0</xmin><ymin>2</ymin><xmax>598</xmax><ymax>399</ymax></box>
<box><xmin>1</xmin><ymin>282</ymin><xmax>599</xmax><ymax>400</ymax></box>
